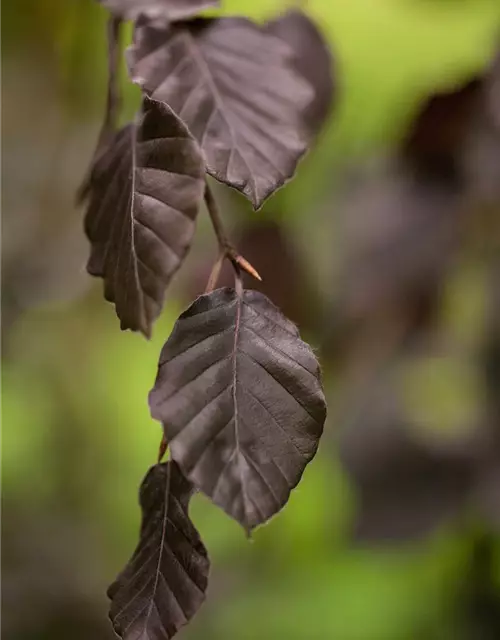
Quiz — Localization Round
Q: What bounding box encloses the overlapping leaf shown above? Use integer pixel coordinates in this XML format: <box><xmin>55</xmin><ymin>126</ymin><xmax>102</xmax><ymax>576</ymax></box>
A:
<box><xmin>149</xmin><ymin>288</ymin><xmax>326</xmax><ymax>531</ymax></box>
<box><xmin>108</xmin><ymin>462</ymin><xmax>209</xmax><ymax>640</ymax></box>
<box><xmin>98</xmin><ymin>0</ymin><xmax>219</xmax><ymax>22</ymax></box>
<box><xmin>82</xmin><ymin>97</ymin><xmax>205</xmax><ymax>337</ymax></box>
<box><xmin>128</xmin><ymin>17</ymin><xmax>315</xmax><ymax>209</ymax></box>
<box><xmin>267</xmin><ymin>9</ymin><xmax>334</xmax><ymax>136</ymax></box>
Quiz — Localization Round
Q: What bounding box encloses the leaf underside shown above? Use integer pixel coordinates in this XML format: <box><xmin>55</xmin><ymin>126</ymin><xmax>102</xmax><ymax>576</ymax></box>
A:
<box><xmin>82</xmin><ymin>97</ymin><xmax>205</xmax><ymax>337</ymax></box>
<box><xmin>149</xmin><ymin>288</ymin><xmax>326</xmax><ymax>531</ymax></box>
<box><xmin>98</xmin><ymin>0</ymin><xmax>220</xmax><ymax>22</ymax></box>
<box><xmin>128</xmin><ymin>17</ymin><xmax>314</xmax><ymax>209</ymax></box>
<box><xmin>267</xmin><ymin>9</ymin><xmax>334</xmax><ymax>136</ymax></box>
<box><xmin>108</xmin><ymin>461</ymin><xmax>209</xmax><ymax>640</ymax></box>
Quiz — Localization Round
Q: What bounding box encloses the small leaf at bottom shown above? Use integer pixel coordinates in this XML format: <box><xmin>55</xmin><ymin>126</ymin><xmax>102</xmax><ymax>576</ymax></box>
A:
<box><xmin>108</xmin><ymin>461</ymin><xmax>209</xmax><ymax>640</ymax></box>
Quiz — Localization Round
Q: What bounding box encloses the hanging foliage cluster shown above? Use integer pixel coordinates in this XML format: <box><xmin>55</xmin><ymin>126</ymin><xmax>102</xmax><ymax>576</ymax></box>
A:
<box><xmin>79</xmin><ymin>1</ymin><xmax>334</xmax><ymax>637</ymax></box>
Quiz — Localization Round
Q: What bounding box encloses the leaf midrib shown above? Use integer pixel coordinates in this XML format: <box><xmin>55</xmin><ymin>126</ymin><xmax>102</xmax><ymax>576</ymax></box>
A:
<box><xmin>181</xmin><ymin>28</ymin><xmax>258</xmax><ymax>203</ymax></box>
<box><xmin>231</xmin><ymin>289</ymin><xmax>250</xmax><ymax>526</ymax></box>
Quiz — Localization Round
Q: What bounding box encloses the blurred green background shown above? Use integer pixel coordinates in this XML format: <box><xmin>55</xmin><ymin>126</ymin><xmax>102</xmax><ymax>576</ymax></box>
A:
<box><xmin>3</xmin><ymin>1</ymin><xmax>500</xmax><ymax>638</ymax></box>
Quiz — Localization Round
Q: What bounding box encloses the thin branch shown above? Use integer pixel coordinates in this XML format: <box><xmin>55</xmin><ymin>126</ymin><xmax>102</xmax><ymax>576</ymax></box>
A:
<box><xmin>204</xmin><ymin>181</ymin><xmax>232</xmax><ymax>252</ymax></box>
<box><xmin>205</xmin><ymin>249</ymin><xmax>225</xmax><ymax>293</ymax></box>
<box><xmin>101</xmin><ymin>15</ymin><xmax>123</xmax><ymax>144</ymax></box>
<box><xmin>233</xmin><ymin>262</ymin><xmax>244</xmax><ymax>298</ymax></box>
<box><xmin>158</xmin><ymin>434</ymin><xmax>168</xmax><ymax>463</ymax></box>
<box><xmin>204</xmin><ymin>181</ymin><xmax>262</xmax><ymax>289</ymax></box>
<box><xmin>77</xmin><ymin>15</ymin><xmax>122</xmax><ymax>203</ymax></box>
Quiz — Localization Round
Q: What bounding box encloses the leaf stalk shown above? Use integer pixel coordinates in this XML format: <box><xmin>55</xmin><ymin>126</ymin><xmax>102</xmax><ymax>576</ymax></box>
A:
<box><xmin>204</xmin><ymin>182</ymin><xmax>262</xmax><ymax>290</ymax></box>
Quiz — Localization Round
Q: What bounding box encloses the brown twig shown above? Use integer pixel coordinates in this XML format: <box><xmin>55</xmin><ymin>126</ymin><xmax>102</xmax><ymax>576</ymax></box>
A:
<box><xmin>158</xmin><ymin>434</ymin><xmax>168</xmax><ymax>463</ymax></box>
<box><xmin>76</xmin><ymin>16</ymin><xmax>122</xmax><ymax>203</ymax></box>
<box><xmin>205</xmin><ymin>249</ymin><xmax>226</xmax><ymax>293</ymax></box>
<box><xmin>204</xmin><ymin>182</ymin><xmax>262</xmax><ymax>290</ymax></box>
<box><xmin>100</xmin><ymin>15</ymin><xmax>122</xmax><ymax>146</ymax></box>
<box><xmin>233</xmin><ymin>262</ymin><xmax>244</xmax><ymax>297</ymax></box>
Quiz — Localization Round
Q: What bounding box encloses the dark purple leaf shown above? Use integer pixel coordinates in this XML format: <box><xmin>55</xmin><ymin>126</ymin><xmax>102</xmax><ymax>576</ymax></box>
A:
<box><xmin>267</xmin><ymin>9</ymin><xmax>334</xmax><ymax>136</ymax></box>
<box><xmin>108</xmin><ymin>462</ymin><xmax>209</xmax><ymax>640</ymax></box>
<box><xmin>149</xmin><ymin>288</ymin><xmax>326</xmax><ymax>531</ymax></box>
<box><xmin>82</xmin><ymin>97</ymin><xmax>205</xmax><ymax>337</ymax></box>
<box><xmin>127</xmin><ymin>17</ymin><xmax>314</xmax><ymax>209</ymax></box>
<box><xmin>98</xmin><ymin>0</ymin><xmax>220</xmax><ymax>22</ymax></box>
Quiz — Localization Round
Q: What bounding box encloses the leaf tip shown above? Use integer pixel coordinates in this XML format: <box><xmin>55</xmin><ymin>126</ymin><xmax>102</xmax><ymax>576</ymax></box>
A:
<box><xmin>244</xmin><ymin>525</ymin><xmax>254</xmax><ymax>540</ymax></box>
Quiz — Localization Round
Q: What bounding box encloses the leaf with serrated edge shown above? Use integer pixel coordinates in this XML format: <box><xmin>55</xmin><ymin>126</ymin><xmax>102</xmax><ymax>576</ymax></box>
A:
<box><xmin>267</xmin><ymin>9</ymin><xmax>334</xmax><ymax>137</ymax></box>
<box><xmin>149</xmin><ymin>288</ymin><xmax>326</xmax><ymax>531</ymax></box>
<box><xmin>82</xmin><ymin>97</ymin><xmax>205</xmax><ymax>337</ymax></box>
<box><xmin>108</xmin><ymin>461</ymin><xmax>209</xmax><ymax>640</ymax></box>
<box><xmin>98</xmin><ymin>0</ymin><xmax>219</xmax><ymax>22</ymax></box>
<box><xmin>128</xmin><ymin>17</ymin><xmax>314</xmax><ymax>209</ymax></box>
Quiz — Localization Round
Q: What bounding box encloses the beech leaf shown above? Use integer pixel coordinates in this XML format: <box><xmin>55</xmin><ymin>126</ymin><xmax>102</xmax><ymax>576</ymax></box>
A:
<box><xmin>149</xmin><ymin>288</ymin><xmax>326</xmax><ymax>531</ymax></box>
<box><xmin>98</xmin><ymin>0</ymin><xmax>220</xmax><ymax>22</ymax></box>
<box><xmin>128</xmin><ymin>17</ymin><xmax>314</xmax><ymax>209</ymax></box>
<box><xmin>108</xmin><ymin>461</ymin><xmax>209</xmax><ymax>640</ymax></box>
<box><xmin>267</xmin><ymin>9</ymin><xmax>334</xmax><ymax>136</ymax></box>
<box><xmin>82</xmin><ymin>97</ymin><xmax>205</xmax><ymax>337</ymax></box>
